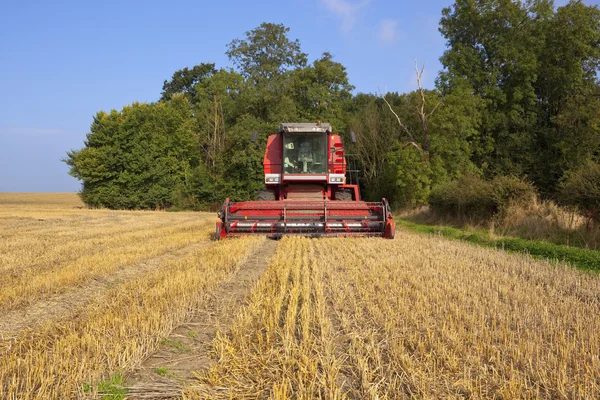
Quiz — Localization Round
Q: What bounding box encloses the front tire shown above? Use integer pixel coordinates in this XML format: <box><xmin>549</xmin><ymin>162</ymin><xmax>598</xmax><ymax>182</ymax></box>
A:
<box><xmin>334</xmin><ymin>189</ymin><xmax>353</xmax><ymax>201</ymax></box>
<box><xmin>257</xmin><ymin>190</ymin><xmax>276</xmax><ymax>201</ymax></box>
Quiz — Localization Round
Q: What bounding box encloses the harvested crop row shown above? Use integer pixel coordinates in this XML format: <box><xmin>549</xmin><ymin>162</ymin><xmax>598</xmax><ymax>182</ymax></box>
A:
<box><xmin>318</xmin><ymin>233</ymin><xmax>600</xmax><ymax>399</ymax></box>
<box><xmin>0</xmin><ymin>218</ymin><xmax>214</xmax><ymax>311</ymax></box>
<box><xmin>0</xmin><ymin>215</ymin><xmax>212</xmax><ymax>276</ymax></box>
<box><xmin>0</xmin><ymin>212</ymin><xmax>209</xmax><ymax>256</ymax></box>
<box><xmin>0</xmin><ymin>193</ymin><xmax>85</xmax><ymax>208</ymax></box>
<box><xmin>0</xmin><ymin>210</ymin><xmax>208</xmax><ymax>243</ymax></box>
<box><xmin>0</xmin><ymin>236</ymin><xmax>262</xmax><ymax>399</ymax></box>
<box><xmin>187</xmin><ymin>234</ymin><xmax>599</xmax><ymax>399</ymax></box>
<box><xmin>187</xmin><ymin>237</ymin><xmax>344</xmax><ymax>399</ymax></box>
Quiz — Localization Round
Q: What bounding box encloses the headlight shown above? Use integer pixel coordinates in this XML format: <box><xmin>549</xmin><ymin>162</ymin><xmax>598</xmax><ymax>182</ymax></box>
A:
<box><xmin>265</xmin><ymin>174</ymin><xmax>281</xmax><ymax>183</ymax></box>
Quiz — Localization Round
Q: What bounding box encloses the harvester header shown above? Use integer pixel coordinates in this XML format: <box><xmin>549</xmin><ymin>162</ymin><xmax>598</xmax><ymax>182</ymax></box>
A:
<box><xmin>216</xmin><ymin>122</ymin><xmax>395</xmax><ymax>239</ymax></box>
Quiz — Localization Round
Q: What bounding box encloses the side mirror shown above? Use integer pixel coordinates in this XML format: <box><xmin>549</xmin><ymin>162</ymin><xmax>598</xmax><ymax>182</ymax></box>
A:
<box><xmin>349</xmin><ymin>131</ymin><xmax>357</xmax><ymax>144</ymax></box>
<box><xmin>250</xmin><ymin>131</ymin><xmax>259</xmax><ymax>143</ymax></box>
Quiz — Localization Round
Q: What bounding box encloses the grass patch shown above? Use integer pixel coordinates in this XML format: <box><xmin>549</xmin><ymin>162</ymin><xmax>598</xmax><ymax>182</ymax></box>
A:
<box><xmin>398</xmin><ymin>219</ymin><xmax>600</xmax><ymax>272</ymax></box>
<box><xmin>97</xmin><ymin>373</ymin><xmax>127</xmax><ymax>399</ymax></box>
<box><xmin>161</xmin><ymin>338</ymin><xmax>190</xmax><ymax>353</ymax></box>
<box><xmin>154</xmin><ymin>367</ymin><xmax>169</xmax><ymax>376</ymax></box>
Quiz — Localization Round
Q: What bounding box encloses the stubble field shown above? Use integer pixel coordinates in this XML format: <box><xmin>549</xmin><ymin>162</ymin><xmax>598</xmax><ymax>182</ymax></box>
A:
<box><xmin>0</xmin><ymin>193</ymin><xmax>598</xmax><ymax>399</ymax></box>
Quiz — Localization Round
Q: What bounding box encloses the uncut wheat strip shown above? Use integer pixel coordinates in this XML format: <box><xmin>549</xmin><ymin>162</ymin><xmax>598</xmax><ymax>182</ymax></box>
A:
<box><xmin>0</xmin><ymin>207</ymin><xmax>209</xmax><ymax>244</ymax></box>
<box><xmin>0</xmin><ymin>237</ymin><xmax>261</xmax><ymax>400</ymax></box>
<box><xmin>322</xmin><ymin>234</ymin><xmax>600</xmax><ymax>398</ymax></box>
<box><xmin>0</xmin><ymin>221</ymin><xmax>215</xmax><ymax>311</ymax></box>
<box><xmin>0</xmin><ymin>210</ymin><xmax>210</xmax><ymax>242</ymax></box>
<box><xmin>188</xmin><ymin>239</ymin><xmax>298</xmax><ymax>398</ymax></box>
<box><xmin>315</xmin><ymin>239</ymin><xmax>390</xmax><ymax>399</ymax></box>
<box><xmin>0</xmin><ymin>216</ymin><xmax>213</xmax><ymax>279</ymax></box>
<box><xmin>306</xmin><ymin>240</ymin><xmax>349</xmax><ymax>399</ymax></box>
<box><xmin>0</xmin><ymin>192</ymin><xmax>83</xmax><ymax>206</ymax></box>
<box><xmin>0</xmin><ymin>215</ymin><xmax>162</xmax><ymax>253</ymax></box>
<box><xmin>187</xmin><ymin>238</ymin><xmax>346</xmax><ymax>400</ymax></box>
<box><xmin>0</xmin><ymin>211</ymin><xmax>210</xmax><ymax>258</ymax></box>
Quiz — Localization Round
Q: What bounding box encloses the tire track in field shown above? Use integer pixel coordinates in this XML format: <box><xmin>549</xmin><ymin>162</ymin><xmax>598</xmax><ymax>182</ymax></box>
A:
<box><xmin>316</xmin><ymin>244</ymin><xmax>360</xmax><ymax>399</ymax></box>
<box><xmin>125</xmin><ymin>238</ymin><xmax>279</xmax><ymax>400</ymax></box>
<box><xmin>0</xmin><ymin>232</ymin><xmax>217</xmax><ymax>339</ymax></box>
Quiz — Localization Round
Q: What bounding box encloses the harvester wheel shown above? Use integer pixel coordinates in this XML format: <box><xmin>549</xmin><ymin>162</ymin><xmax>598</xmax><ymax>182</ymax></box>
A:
<box><xmin>257</xmin><ymin>190</ymin><xmax>276</xmax><ymax>201</ymax></box>
<box><xmin>334</xmin><ymin>189</ymin><xmax>353</xmax><ymax>201</ymax></box>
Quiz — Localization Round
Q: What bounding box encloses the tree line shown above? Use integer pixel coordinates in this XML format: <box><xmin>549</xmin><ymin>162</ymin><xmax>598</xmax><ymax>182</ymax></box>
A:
<box><xmin>64</xmin><ymin>0</ymin><xmax>600</xmax><ymax>218</ymax></box>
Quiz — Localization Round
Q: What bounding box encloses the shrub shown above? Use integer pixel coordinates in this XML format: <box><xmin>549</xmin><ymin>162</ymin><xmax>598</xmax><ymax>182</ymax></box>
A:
<box><xmin>429</xmin><ymin>175</ymin><xmax>495</xmax><ymax>218</ymax></box>
<box><xmin>559</xmin><ymin>161</ymin><xmax>600</xmax><ymax>224</ymax></box>
<box><xmin>387</xmin><ymin>147</ymin><xmax>432</xmax><ymax>208</ymax></box>
<box><xmin>491</xmin><ymin>175</ymin><xmax>536</xmax><ymax>216</ymax></box>
<box><xmin>429</xmin><ymin>175</ymin><xmax>535</xmax><ymax>219</ymax></box>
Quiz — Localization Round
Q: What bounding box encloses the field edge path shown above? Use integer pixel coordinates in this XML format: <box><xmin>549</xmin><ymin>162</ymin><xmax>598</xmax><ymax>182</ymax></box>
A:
<box><xmin>125</xmin><ymin>238</ymin><xmax>279</xmax><ymax>399</ymax></box>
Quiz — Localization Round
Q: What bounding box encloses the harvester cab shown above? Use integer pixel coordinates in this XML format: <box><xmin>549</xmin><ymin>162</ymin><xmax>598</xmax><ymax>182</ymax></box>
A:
<box><xmin>216</xmin><ymin>122</ymin><xmax>395</xmax><ymax>239</ymax></box>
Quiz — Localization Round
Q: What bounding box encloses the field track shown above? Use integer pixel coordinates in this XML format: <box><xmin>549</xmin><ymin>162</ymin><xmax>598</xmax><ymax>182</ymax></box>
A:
<box><xmin>127</xmin><ymin>239</ymin><xmax>279</xmax><ymax>398</ymax></box>
<box><xmin>0</xmin><ymin>193</ymin><xmax>599</xmax><ymax>399</ymax></box>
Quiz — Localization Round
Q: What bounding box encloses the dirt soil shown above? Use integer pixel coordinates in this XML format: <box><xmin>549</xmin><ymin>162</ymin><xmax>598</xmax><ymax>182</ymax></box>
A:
<box><xmin>125</xmin><ymin>239</ymin><xmax>279</xmax><ymax>399</ymax></box>
<box><xmin>0</xmin><ymin>240</ymin><xmax>215</xmax><ymax>339</ymax></box>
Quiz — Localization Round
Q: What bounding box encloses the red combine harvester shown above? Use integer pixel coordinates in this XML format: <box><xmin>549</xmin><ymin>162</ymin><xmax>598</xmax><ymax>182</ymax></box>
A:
<box><xmin>216</xmin><ymin>122</ymin><xmax>395</xmax><ymax>239</ymax></box>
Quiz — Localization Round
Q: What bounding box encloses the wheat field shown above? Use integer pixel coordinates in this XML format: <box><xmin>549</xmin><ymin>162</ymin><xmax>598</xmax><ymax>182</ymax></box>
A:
<box><xmin>1</xmin><ymin>193</ymin><xmax>599</xmax><ymax>399</ymax></box>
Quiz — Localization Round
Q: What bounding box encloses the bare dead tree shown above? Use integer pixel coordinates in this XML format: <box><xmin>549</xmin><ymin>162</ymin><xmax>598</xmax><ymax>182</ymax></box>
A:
<box><xmin>414</xmin><ymin>60</ymin><xmax>442</xmax><ymax>152</ymax></box>
<box><xmin>379</xmin><ymin>59</ymin><xmax>442</xmax><ymax>154</ymax></box>
<box><xmin>198</xmin><ymin>94</ymin><xmax>226</xmax><ymax>173</ymax></box>
<box><xmin>378</xmin><ymin>87</ymin><xmax>420</xmax><ymax>150</ymax></box>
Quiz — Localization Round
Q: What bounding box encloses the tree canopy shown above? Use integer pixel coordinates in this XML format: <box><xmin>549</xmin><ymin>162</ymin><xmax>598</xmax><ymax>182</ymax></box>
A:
<box><xmin>65</xmin><ymin>2</ymin><xmax>600</xmax><ymax>211</ymax></box>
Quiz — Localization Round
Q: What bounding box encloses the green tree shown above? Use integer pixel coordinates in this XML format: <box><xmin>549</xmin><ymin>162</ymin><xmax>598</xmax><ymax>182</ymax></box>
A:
<box><xmin>226</xmin><ymin>22</ymin><xmax>307</xmax><ymax>81</ymax></box>
<box><xmin>439</xmin><ymin>0</ymin><xmax>600</xmax><ymax>197</ymax></box>
<box><xmin>533</xmin><ymin>1</ymin><xmax>600</xmax><ymax>193</ymax></box>
<box><xmin>439</xmin><ymin>0</ymin><xmax>552</xmax><ymax>178</ymax></box>
<box><xmin>161</xmin><ymin>63</ymin><xmax>216</xmax><ymax>101</ymax></box>
<box><xmin>559</xmin><ymin>160</ymin><xmax>600</xmax><ymax>224</ymax></box>
<box><xmin>192</xmin><ymin>69</ymin><xmax>246</xmax><ymax>172</ymax></box>
<box><xmin>226</xmin><ymin>23</ymin><xmax>307</xmax><ymax>122</ymax></box>
<box><xmin>64</xmin><ymin>95</ymin><xmax>200</xmax><ymax>209</ymax></box>
<box><xmin>290</xmin><ymin>52</ymin><xmax>354</xmax><ymax>131</ymax></box>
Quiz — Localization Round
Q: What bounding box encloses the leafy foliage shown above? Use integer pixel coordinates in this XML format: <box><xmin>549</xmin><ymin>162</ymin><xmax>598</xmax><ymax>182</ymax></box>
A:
<box><xmin>226</xmin><ymin>22</ymin><xmax>307</xmax><ymax>81</ymax></box>
<box><xmin>161</xmin><ymin>63</ymin><xmax>216</xmax><ymax>101</ymax></box>
<box><xmin>439</xmin><ymin>0</ymin><xmax>600</xmax><ymax>195</ymax></box>
<box><xmin>65</xmin><ymin>5</ymin><xmax>600</xmax><ymax>213</ymax></box>
<box><xmin>429</xmin><ymin>175</ymin><xmax>535</xmax><ymax>219</ymax></box>
<box><xmin>559</xmin><ymin>160</ymin><xmax>600</xmax><ymax>223</ymax></box>
<box><xmin>64</xmin><ymin>95</ymin><xmax>198</xmax><ymax>209</ymax></box>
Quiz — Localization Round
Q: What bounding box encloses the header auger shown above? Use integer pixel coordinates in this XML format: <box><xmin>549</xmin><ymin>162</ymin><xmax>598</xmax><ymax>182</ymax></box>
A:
<box><xmin>216</xmin><ymin>122</ymin><xmax>395</xmax><ymax>239</ymax></box>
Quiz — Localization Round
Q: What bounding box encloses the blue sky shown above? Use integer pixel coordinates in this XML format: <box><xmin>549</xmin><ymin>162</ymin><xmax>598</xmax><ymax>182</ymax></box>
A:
<box><xmin>0</xmin><ymin>0</ymin><xmax>593</xmax><ymax>192</ymax></box>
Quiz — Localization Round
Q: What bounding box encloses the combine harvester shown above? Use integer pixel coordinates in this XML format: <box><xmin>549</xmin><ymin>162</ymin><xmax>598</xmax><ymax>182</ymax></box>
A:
<box><xmin>216</xmin><ymin>122</ymin><xmax>395</xmax><ymax>239</ymax></box>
